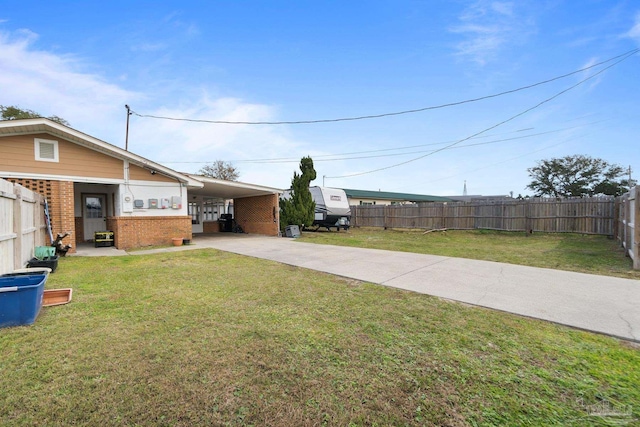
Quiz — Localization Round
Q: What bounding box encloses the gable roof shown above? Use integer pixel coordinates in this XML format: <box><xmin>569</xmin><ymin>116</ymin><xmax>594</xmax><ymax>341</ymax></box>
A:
<box><xmin>0</xmin><ymin>118</ymin><xmax>203</xmax><ymax>188</ymax></box>
<box><xmin>342</xmin><ymin>188</ymin><xmax>453</xmax><ymax>203</ymax></box>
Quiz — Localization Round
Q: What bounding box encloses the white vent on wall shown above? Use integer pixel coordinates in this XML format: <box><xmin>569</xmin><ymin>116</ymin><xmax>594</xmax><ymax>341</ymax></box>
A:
<box><xmin>34</xmin><ymin>138</ymin><xmax>59</xmax><ymax>162</ymax></box>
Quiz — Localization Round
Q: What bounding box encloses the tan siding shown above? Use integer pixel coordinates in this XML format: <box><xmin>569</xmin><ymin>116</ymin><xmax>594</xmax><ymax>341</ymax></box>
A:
<box><xmin>0</xmin><ymin>133</ymin><xmax>124</xmax><ymax>179</ymax></box>
<box><xmin>129</xmin><ymin>164</ymin><xmax>176</xmax><ymax>182</ymax></box>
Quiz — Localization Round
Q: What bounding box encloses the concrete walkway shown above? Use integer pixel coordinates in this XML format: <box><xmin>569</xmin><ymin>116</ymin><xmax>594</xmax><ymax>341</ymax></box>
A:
<box><xmin>77</xmin><ymin>234</ymin><xmax>640</xmax><ymax>342</ymax></box>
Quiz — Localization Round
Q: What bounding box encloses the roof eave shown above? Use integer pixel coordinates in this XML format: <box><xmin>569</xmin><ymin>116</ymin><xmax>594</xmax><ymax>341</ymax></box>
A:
<box><xmin>0</xmin><ymin>118</ymin><xmax>203</xmax><ymax>188</ymax></box>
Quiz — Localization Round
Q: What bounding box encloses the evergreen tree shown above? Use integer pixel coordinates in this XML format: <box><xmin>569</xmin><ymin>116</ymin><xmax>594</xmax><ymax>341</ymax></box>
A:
<box><xmin>280</xmin><ymin>156</ymin><xmax>316</xmax><ymax>230</ymax></box>
<box><xmin>527</xmin><ymin>155</ymin><xmax>633</xmax><ymax>197</ymax></box>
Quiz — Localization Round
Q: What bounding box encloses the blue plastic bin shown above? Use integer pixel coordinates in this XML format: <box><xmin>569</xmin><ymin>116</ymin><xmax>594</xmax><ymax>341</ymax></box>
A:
<box><xmin>0</xmin><ymin>271</ymin><xmax>48</xmax><ymax>328</ymax></box>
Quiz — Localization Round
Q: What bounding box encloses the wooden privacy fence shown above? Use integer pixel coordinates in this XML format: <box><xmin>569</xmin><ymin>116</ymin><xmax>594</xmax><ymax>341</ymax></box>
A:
<box><xmin>0</xmin><ymin>179</ymin><xmax>47</xmax><ymax>275</ymax></box>
<box><xmin>351</xmin><ymin>197</ymin><xmax>616</xmax><ymax>235</ymax></box>
<box><xmin>616</xmin><ymin>186</ymin><xmax>639</xmax><ymax>270</ymax></box>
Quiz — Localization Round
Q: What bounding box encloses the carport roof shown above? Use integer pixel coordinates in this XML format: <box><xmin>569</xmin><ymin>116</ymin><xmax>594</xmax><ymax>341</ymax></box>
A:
<box><xmin>186</xmin><ymin>174</ymin><xmax>283</xmax><ymax>199</ymax></box>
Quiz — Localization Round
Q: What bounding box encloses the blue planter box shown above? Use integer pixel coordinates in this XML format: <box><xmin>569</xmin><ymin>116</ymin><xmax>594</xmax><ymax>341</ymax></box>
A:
<box><xmin>0</xmin><ymin>271</ymin><xmax>48</xmax><ymax>328</ymax></box>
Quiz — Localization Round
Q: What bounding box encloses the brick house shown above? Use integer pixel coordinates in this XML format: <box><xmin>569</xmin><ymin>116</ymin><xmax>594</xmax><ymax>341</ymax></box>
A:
<box><xmin>0</xmin><ymin>119</ymin><xmax>281</xmax><ymax>252</ymax></box>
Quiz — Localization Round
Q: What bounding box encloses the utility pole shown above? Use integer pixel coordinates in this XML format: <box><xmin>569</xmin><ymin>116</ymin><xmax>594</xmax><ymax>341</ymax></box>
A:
<box><xmin>125</xmin><ymin>105</ymin><xmax>132</xmax><ymax>151</ymax></box>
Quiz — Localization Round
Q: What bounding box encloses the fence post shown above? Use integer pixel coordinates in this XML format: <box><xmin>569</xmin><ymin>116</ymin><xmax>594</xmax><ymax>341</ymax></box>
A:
<box><xmin>13</xmin><ymin>185</ymin><xmax>22</xmax><ymax>271</ymax></box>
<box><xmin>351</xmin><ymin>205</ymin><xmax>357</xmax><ymax>228</ymax></box>
<box><xmin>526</xmin><ymin>198</ymin><xmax>532</xmax><ymax>235</ymax></box>
<box><xmin>383</xmin><ymin>205</ymin><xmax>390</xmax><ymax>230</ymax></box>
<box><xmin>613</xmin><ymin>197</ymin><xmax>620</xmax><ymax>240</ymax></box>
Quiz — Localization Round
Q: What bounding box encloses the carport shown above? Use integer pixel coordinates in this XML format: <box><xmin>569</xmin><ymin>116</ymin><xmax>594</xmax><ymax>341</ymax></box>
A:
<box><xmin>185</xmin><ymin>175</ymin><xmax>282</xmax><ymax>236</ymax></box>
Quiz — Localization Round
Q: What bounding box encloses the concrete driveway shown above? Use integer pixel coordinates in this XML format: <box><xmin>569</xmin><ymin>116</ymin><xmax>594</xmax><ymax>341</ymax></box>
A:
<box><xmin>165</xmin><ymin>234</ymin><xmax>640</xmax><ymax>343</ymax></box>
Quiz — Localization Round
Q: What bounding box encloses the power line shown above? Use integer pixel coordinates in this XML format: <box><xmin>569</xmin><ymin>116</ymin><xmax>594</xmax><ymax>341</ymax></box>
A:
<box><xmin>324</xmin><ymin>49</ymin><xmax>637</xmax><ymax>179</ymax></box>
<box><xmin>236</xmin><ymin>127</ymin><xmax>586</xmax><ymax>163</ymax></box>
<box><xmin>416</xmin><ymin>137</ymin><xmax>582</xmax><ymax>188</ymax></box>
<box><xmin>233</xmin><ymin>120</ymin><xmax>611</xmax><ymax>163</ymax></box>
<box><xmin>129</xmin><ymin>48</ymin><xmax>638</xmax><ymax>126</ymax></box>
<box><xmin>158</xmin><ymin>117</ymin><xmax>614</xmax><ymax>165</ymax></box>
<box><xmin>158</xmin><ymin>127</ymin><xmax>536</xmax><ymax>164</ymax></box>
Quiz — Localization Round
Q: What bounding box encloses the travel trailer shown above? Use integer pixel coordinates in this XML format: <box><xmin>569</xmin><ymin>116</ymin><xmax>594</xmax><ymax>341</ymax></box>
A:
<box><xmin>281</xmin><ymin>186</ymin><xmax>351</xmax><ymax>231</ymax></box>
<box><xmin>309</xmin><ymin>187</ymin><xmax>351</xmax><ymax>230</ymax></box>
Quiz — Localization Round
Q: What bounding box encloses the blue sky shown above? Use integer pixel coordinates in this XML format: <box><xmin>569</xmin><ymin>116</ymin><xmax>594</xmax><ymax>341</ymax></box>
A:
<box><xmin>1</xmin><ymin>1</ymin><xmax>638</xmax><ymax>196</ymax></box>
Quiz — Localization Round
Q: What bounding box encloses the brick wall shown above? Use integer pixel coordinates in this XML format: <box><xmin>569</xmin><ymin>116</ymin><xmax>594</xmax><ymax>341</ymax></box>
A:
<box><xmin>5</xmin><ymin>178</ymin><xmax>76</xmax><ymax>252</ymax></box>
<box><xmin>234</xmin><ymin>194</ymin><xmax>279</xmax><ymax>235</ymax></box>
<box><xmin>54</xmin><ymin>181</ymin><xmax>75</xmax><ymax>250</ymax></box>
<box><xmin>109</xmin><ymin>216</ymin><xmax>192</xmax><ymax>249</ymax></box>
<box><xmin>74</xmin><ymin>217</ymin><xmax>84</xmax><ymax>242</ymax></box>
<box><xmin>203</xmin><ymin>221</ymin><xmax>221</xmax><ymax>233</ymax></box>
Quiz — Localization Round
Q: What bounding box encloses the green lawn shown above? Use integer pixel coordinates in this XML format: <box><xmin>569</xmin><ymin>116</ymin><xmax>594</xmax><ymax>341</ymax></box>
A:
<box><xmin>299</xmin><ymin>228</ymin><xmax>640</xmax><ymax>279</ymax></box>
<box><xmin>1</xmin><ymin>250</ymin><xmax>638</xmax><ymax>426</ymax></box>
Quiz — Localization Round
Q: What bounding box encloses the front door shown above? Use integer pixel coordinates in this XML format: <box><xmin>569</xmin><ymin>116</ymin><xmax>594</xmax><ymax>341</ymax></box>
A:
<box><xmin>83</xmin><ymin>195</ymin><xmax>107</xmax><ymax>240</ymax></box>
<box><xmin>189</xmin><ymin>201</ymin><xmax>203</xmax><ymax>233</ymax></box>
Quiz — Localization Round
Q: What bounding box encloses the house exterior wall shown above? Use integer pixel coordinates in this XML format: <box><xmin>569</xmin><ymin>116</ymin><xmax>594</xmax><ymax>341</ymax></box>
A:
<box><xmin>234</xmin><ymin>194</ymin><xmax>279</xmax><ymax>235</ymax></box>
<box><xmin>128</xmin><ymin>164</ymin><xmax>176</xmax><ymax>183</ymax></box>
<box><xmin>116</xmin><ymin>180</ymin><xmax>188</xmax><ymax>216</ymax></box>
<box><xmin>0</xmin><ymin>133</ymin><xmax>124</xmax><ymax>179</ymax></box>
<box><xmin>2</xmin><ymin>126</ymin><xmax>281</xmax><ymax>249</ymax></box>
<box><xmin>108</xmin><ymin>216</ymin><xmax>192</xmax><ymax>249</ymax></box>
<box><xmin>348</xmin><ymin>197</ymin><xmax>402</xmax><ymax>206</ymax></box>
<box><xmin>1</xmin><ymin>133</ymin><xmax>191</xmax><ymax>250</ymax></box>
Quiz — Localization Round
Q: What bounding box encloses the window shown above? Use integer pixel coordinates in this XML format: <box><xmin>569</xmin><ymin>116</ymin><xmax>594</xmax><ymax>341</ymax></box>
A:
<box><xmin>203</xmin><ymin>198</ymin><xmax>222</xmax><ymax>221</ymax></box>
<box><xmin>188</xmin><ymin>202</ymin><xmax>201</xmax><ymax>224</ymax></box>
<box><xmin>85</xmin><ymin>196</ymin><xmax>103</xmax><ymax>218</ymax></box>
<box><xmin>34</xmin><ymin>138</ymin><xmax>59</xmax><ymax>162</ymax></box>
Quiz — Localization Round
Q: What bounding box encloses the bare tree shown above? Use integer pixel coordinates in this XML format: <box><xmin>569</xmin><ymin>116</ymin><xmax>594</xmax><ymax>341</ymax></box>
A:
<box><xmin>197</xmin><ymin>161</ymin><xmax>240</xmax><ymax>181</ymax></box>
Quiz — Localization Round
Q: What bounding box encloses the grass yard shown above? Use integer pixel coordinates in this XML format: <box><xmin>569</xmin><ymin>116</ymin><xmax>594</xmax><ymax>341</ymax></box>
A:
<box><xmin>1</xmin><ymin>250</ymin><xmax>638</xmax><ymax>426</ymax></box>
<box><xmin>300</xmin><ymin>228</ymin><xmax>640</xmax><ymax>280</ymax></box>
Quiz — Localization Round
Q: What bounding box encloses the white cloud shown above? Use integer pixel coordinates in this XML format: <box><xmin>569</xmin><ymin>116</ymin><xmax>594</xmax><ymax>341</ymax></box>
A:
<box><xmin>578</xmin><ymin>57</ymin><xmax>605</xmax><ymax>91</ymax></box>
<box><xmin>131</xmin><ymin>42</ymin><xmax>168</xmax><ymax>52</ymax></box>
<box><xmin>491</xmin><ymin>2</ymin><xmax>514</xmax><ymax>17</ymax></box>
<box><xmin>128</xmin><ymin>95</ymin><xmax>306</xmax><ymax>187</ymax></box>
<box><xmin>627</xmin><ymin>12</ymin><xmax>640</xmax><ymax>42</ymax></box>
<box><xmin>0</xmin><ymin>30</ymin><xmax>137</xmax><ymax>139</ymax></box>
<box><xmin>0</xmin><ymin>28</ymin><xmax>306</xmax><ymax>188</ymax></box>
<box><xmin>450</xmin><ymin>1</ymin><xmax>533</xmax><ymax>65</ymax></box>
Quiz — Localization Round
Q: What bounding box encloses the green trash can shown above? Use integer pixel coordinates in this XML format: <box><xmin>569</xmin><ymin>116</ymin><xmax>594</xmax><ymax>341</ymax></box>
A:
<box><xmin>35</xmin><ymin>246</ymin><xmax>55</xmax><ymax>259</ymax></box>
